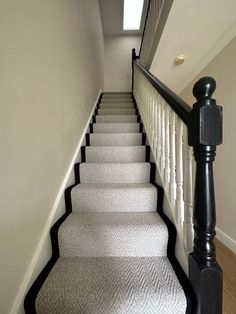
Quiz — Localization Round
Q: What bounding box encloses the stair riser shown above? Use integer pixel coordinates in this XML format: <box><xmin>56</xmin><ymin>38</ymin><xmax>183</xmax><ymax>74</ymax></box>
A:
<box><xmin>101</xmin><ymin>99</ymin><xmax>133</xmax><ymax>103</ymax></box>
<box><xmin>98</xmin><ymin>109</ymin><xmax>136</xmax><ymax>115</ymax></box>
<box><xmin>93</xmin><ymin>123</ymin><xmax>140</xmax><ymax>133</ymax></box>
<box><xmin>79</xmin><ymin>163</ymin><xmax>150</xmax><ymax>183</ymax></box>
<box><xmin>96</xmin><ymin>115</ymin><xmax>138</xmax><ymax>123</ymax></box>
<box><xmin>85</xmin><ymin>146</ymin><xmax>146</xmax><ymax>162</ymax></box>
<box><xmin>100</xmin><ymin>103</ymin><xmax>134</xmax><ymax>108</ymax></box>
<box><xmin>71</xmin><ymin>186</ymin><xmax>157</xmax><ymax>212</ymax></box>
<box><xmin>102</xmin><ymin>94</ymin><xmax>132</xmax><ymax>99</ymax></box>
<box><xmin>89</xmin><ymin>133</ymin><xmax>142</xmax><ymax>146</ymax></box>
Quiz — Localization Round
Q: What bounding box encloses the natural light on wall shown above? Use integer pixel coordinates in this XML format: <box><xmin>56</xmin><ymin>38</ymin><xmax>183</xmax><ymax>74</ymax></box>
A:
<box><xmin>123</xmin><ymin>0</ymin><xmax>144</xmax><ymax>30</ymax></box>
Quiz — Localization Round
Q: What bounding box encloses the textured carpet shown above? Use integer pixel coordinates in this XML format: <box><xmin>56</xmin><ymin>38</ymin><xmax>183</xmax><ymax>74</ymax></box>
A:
<box><xmin>35</xmin><ymin>92</ymin><xmax>186</xmax><ymax>313</ymax></box>
<box><xmin>36</xmin><ymin>257</ymin><xmax>186</xmax><ymax>314</ymax></box>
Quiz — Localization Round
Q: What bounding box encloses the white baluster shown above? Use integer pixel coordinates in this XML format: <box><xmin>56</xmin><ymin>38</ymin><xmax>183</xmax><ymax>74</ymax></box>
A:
<box><xmin>169</xmin><ymin>111</ymin><xmax>176</xmax><ymax>205</ymax></box>
<box><xmin>153</xmin><ymin>95</ymin><xmax>158</xmax><ymax>160</ymax></box>
<box><xmin>156</xmin><ymin>94</ymin><xmax>161</xmax><ymax>168</ymax></box>
<box><xmin>175</xmin><ymin>117</ymin><xmax>184</xmax><ymax>225</ymax></box>
<box><xmin>160</xmin><ymin>99</ymin><xmax>165</xmax><ymax>178</ymax></box>
<box><xmin>164</xmin><ymin>105</ymin><xmax>170</xmax><ymax>188</ymax></box>
<box><xmin>183</xmin><ymin>127</ymin><xmax>194</xmax><ymax>251</ymax></box>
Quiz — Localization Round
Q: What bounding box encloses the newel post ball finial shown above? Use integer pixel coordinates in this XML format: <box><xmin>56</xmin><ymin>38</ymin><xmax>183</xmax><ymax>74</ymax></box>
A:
<box><xmin>193</xmin><ymin>76</ymin><xmax>216</xmax><ymax>101</ymax></box>
<box><xmin>132</xmin><ymin>48</ymin><xmax>137</xmax><ymax>61</ymax></box>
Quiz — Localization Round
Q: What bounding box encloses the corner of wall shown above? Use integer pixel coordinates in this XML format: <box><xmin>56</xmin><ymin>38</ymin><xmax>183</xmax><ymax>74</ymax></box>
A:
<box><xmin>216</xmin><ymin>227</ymin><xmax>236</xmax><ymax>255</ymax></box>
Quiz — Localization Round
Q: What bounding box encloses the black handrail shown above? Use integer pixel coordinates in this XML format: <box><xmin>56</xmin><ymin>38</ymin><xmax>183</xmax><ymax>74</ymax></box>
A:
<box><xmin>134</xmin><ymin>60</ymin><xmax>191</xmax><ymax>124</ymax></box>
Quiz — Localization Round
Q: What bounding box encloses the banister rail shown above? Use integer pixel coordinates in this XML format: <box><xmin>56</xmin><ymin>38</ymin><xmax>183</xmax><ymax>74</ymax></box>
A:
<box><xmin>132</xmin><ymin>48</ymin><xmax>223</xmax><ymax>314</ymax></box>
<box><xmin>134</xmin><ymin>59</ymin><xmax>191</xmax><ymax>124</ymax></box>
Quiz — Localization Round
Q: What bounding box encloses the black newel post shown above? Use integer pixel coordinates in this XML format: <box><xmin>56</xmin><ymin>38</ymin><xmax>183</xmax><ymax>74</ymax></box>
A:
<box><xmin>132</xmin><ymin>48</ymin><xmax>137</xmax><ymax>92</ymax></box>
<box><xmin>188</xmin><ymin>77</ymin><xmax>223</xmax><ymax>314</ymax></box>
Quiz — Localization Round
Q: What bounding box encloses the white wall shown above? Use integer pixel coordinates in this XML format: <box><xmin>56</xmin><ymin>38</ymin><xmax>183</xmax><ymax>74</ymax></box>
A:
<box><xmin>104</xmin><ymin>35</ymin><xmax>141</xmax><ymax>92</ymax></box>
<box><xmin>150</xmin><ymin>0</ymin><xmax>236</xmax><ymax>93</ymax></box>
<box><xmin>180</xmin><ymin>37</ymin><xmax>236</xmax><ymax>253</ymax></box>
<box><xmin>0</xmin><ymin>1</ymin><xmax>104</xmax><ymax>313</ymax></box>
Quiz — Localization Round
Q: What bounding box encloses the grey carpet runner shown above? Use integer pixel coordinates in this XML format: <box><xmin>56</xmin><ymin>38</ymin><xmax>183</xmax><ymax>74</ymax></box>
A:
<box><xmin>36</xmin><ymin>92</ymin><xmax>187</xmax><ymax>313</ymax></box>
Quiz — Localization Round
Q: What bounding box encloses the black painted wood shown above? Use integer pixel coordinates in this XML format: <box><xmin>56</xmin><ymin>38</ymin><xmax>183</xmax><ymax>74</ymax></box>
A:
<box><xmin>132</xmin><ymin>48</ymin><xmax>139</xmax><ymax>92</ymax></box>
<box><xmin>145</xmin><ymin>146</ymin><xmax>150</xmax><ymax>162</ymax></box>
<box><xmin>81</xmin><ymin>146</ymin><xmax>86</xmax><ymax>162</ymax></box>
<box><xmin>74</xmin><ymin>163</ymin><xmax>81</xmax><ymax>184</ymax></box>
<box><xmin>188</xmin><ymin>77</ymin><xmax>223</xmax><ymax>314</ymax></box>
<box><xmin>86</xmin><ymin>133</ymin><xmax>90</xmax><ymax>146</ymax></box>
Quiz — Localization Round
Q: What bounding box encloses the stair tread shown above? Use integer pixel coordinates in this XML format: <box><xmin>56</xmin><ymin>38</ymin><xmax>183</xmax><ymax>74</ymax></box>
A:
<box><xmin>59</xmin><ymin>212</ymin><xmax>168</xmax><ymax>257</ymax></box>
<box><xmin>36</xmin><ymin>256</ymin><xmax>187</xmax><ymax>314</ymax></box>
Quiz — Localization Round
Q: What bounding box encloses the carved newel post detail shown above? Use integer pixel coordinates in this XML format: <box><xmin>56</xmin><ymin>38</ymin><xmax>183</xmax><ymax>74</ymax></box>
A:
<box><xmin>188</xmin><ymin>77</ymin><xmax>223</xmax><ymax>314</ymax></box>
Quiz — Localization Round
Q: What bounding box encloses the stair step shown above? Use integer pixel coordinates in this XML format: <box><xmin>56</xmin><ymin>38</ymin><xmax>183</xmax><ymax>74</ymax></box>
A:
<box><xmin>71</xmin><ymin>183</ymin><xmax>157</xmax><ymax>212</ymax></box>
<box><xmin>35</xmin><ymin>256</ymin><xmax>187</xmax><ymax>313</ymax></box>
<box><xmin>85</xmin><ymin>146</ymin><xmax>146</xmax><ymax>162</ymax></box>
<box><xmin>100</xmin><ymin>103</ymin><xmax>134</xmax><ymax>108</ymax></box>
<box><xmin>98</xmin><ymin>108</ymin><xmax>136</xmax><ymax>115</ymax></box>
<box><xmin>93</xmin><ymin>123</ymin><xmax>140</xmax><ymax>133</ymax></box>
<box><xmin>59</xmin><ymin>212</ymin><xmax>168</xmax><ymax>257</ymax></box>
<box><xmin>96</xmin><ymin>115</ymin><xmax>137</xmax><ymax>123</ymax></box>
<box><xmin>103</xmin><ymin>93</ymin><xmax>132</xmax><ymax>98</ymax></box>
<box><xmin>101</xmin><ymin>98</ymin><xmax>133</xmax><ymax>103</ymax></box>
<box><xmin>89</xmin><ymin>133</ymin><xmax>142</xmax><ymax>146</ymax></box>
<box><xmin>79</xmin><ymin>162</ymin><xmax>150</xmax><ymax>183</ymax></box>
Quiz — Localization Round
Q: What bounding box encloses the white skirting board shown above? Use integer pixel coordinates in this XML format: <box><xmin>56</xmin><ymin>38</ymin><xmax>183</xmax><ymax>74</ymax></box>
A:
<box><xmin>216</xmin><ymin>227</ymin><xmax>236</xmax><ymax>254</ymax></box>
<box><xmin>10</xmin><ymin>89</ymin><xmax>102</xmax><ymax>314</ymax></box>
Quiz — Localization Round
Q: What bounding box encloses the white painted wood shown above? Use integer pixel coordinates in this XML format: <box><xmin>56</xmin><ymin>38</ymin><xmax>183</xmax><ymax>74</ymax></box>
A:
<box><xmin>164</xmin><ymin>105</ymin><xmax>170</xmax><ymax>188</ymax></box>
<box><xmin>160</xmin><ymin>98</ymin><xmax>165</xmax><ymax>178</ymax></box>
<box><xmin>134</xmin><ymin>66</ymin><xmax>195</xmax><ymax>250</ymax></box>
<box><xmin>175</xmin><ymin>117</ymin><xmax>184</xmax><ymax>225</ymax></box>
<box><xmin>169</xmin><ymin>111</ymin><xmax>176</xmax><ymax>205</ymax></box>
<box><xmin>183</xmin><ymin>127</ymin><xmax>194</xmax><ymax>251</ymax></box>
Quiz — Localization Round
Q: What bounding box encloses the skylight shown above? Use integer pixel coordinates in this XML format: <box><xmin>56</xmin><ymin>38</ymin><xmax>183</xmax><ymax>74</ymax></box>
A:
<box><xmin>123</xmin><ymin>0</ymin><xmax>144</xmax><ymax>30</ymax></box>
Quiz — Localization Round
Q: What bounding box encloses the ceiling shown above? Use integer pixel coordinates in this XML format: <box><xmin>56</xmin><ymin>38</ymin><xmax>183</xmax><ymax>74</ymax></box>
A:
<box><xmin>150</xmin><ymin>0</ymin><xmax>236</xmax><ymax>93</ymax></box>
<box><xmin>99</xmin><ymin>0</ymin><xmax>149</xmax><ymax>36</ymax></box>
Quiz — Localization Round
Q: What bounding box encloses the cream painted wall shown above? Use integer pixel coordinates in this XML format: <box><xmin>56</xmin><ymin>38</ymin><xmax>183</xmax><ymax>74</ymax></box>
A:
<box><xmin>104</xmin><ymin>35</ymin><xmax>141</xmax><ymax>92</ymax></box>
<box><xmin>180</xmin><ymin>37</ymin><xmax>236</xmax><ymax>250</ymax></box>
<box><xmin>0</xmin><ymin>0</ymin><xmax>104</xmax><ymax>313</ymax></box>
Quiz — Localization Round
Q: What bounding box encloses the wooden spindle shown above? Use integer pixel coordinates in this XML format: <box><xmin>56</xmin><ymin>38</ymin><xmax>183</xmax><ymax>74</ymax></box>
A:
<box><xmin>175</xmin><ymin>117</ymin><xmax>184</xmax><ymax>224</ymax></box>
<box><xmin>183</xmin><ymin>127</ymin><xmax>194</xmax><ymax>252</ymax></box>
<box><xmin>160</xmin><ymin>99</ymin><xmax>166</xmax><ymax>178</ymax></box>
<box><xmin>164</xmin><ymin>105</ymin><xmax>170</xmax><ymax>187</ymax></box>
<box><xmin>169</xmin><ymin>111</ymin><xmax>176</xmax><ymax>205</ymax></box>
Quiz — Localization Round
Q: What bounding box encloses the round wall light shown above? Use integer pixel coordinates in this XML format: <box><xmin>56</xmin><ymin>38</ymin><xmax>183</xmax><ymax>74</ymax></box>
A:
<box><xmin>174</xmin><ymin>55</ymin><xmax>185</xmax><ymax>65</ymax></box>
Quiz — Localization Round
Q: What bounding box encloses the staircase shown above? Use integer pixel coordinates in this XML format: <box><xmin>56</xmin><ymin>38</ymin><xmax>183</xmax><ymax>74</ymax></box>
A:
<box><xmin>34</xmin><ymin>92</ymin><xmax>187</xmax><ymax>313</ymax></box>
